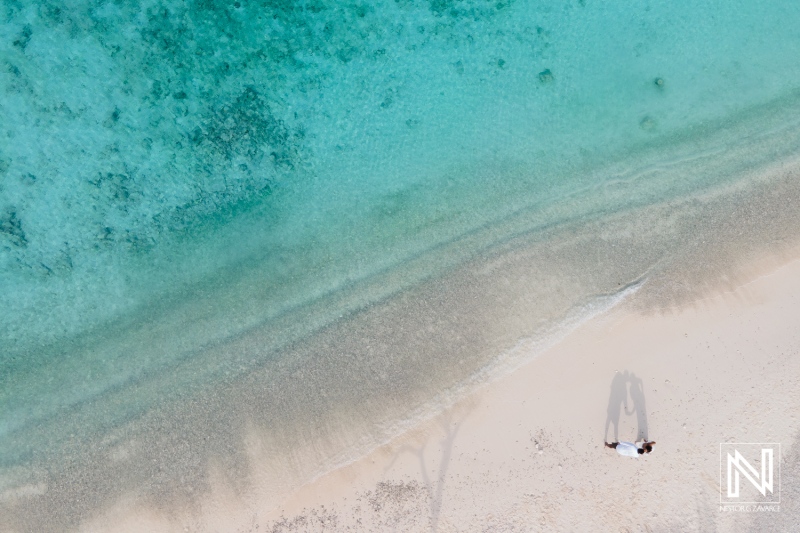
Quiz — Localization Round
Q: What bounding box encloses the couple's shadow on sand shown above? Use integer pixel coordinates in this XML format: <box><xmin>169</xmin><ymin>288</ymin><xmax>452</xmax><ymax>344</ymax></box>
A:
<box><xmin>605</xmin><ymin>371</ymin><xmax>648</xmax><ymax>442</ymax></box>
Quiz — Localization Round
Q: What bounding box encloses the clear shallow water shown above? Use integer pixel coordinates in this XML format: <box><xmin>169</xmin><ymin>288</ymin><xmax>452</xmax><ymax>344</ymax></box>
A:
<box><xmin>1</xmin><ymin>0</ymin><xmax>800</xmax><ymax>473</ymax></box>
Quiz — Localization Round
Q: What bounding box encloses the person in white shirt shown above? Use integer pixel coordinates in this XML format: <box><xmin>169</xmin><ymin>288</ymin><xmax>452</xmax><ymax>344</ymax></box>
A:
<box><xmin>605</xmin><ymin>440</ymin><xmax>655</xmax><ymax>457</ymax></box>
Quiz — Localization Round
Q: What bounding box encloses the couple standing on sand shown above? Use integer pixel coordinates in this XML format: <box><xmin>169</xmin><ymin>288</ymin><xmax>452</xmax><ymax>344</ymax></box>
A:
<box><xmin>604</xmin><ymin>370</ymin><xmax>656</xmax><ymax>457</ymax></box>
<box><xmin>605</xmin><ymin>439</ymin><xmax>656</xmax><ymax>457</ymax></box>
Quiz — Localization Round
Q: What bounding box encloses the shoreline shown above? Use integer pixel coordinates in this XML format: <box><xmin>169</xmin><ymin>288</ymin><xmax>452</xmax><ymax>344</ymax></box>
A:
<box><xmin>68</xmin><ymin>222</ymin><xmax>800</xmax><ymax>533</ymax></box>
<box><xmin>6</xmin><ymin>89</ymin><xmax>800</xmax><ymax>454</ymax></box>
<box><xmin>229</xmin><ymin>251</ymin><xmax>800</xmax><ymax>532</ymax></box>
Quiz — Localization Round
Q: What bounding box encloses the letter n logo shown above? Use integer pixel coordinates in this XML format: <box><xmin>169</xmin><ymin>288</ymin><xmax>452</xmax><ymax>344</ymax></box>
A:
<box><xmin>720</xmin><ymin>443</ymin><xmax>780</xmax><ymax>504</ymax></box>
<box><xmin>728</xmin><ymin>449</ymin><xmax>772</xmax><ymax>497</ymax></box>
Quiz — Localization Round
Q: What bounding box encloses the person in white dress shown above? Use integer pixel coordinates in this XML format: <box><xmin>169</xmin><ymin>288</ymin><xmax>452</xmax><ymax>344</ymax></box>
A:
<box><xmin>605</xmin><ymin>440</ymin><xmax>655</xmax><ymax>457</ymax></box>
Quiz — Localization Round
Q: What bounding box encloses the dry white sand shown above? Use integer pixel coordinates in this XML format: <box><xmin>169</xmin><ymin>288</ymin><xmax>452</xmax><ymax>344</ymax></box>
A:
<box><xmin>78</xmin><ymin>252</ymin><xmax>800</xmax><ymax>532</ymax></box>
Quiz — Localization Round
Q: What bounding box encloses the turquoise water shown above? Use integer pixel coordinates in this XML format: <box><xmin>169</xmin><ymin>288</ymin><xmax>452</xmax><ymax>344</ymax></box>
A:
<box><xmin>2</xmin><ymin>0</ymin><xmax>800</xmax><ymax>494</ymax></box>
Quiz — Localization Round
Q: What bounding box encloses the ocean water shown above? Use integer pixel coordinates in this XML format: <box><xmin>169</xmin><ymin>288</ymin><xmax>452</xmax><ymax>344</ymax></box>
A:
<box><xmin>2</xmin><ymin>0</ymin><xmax>800</xmax><ymax>526</ymax></box>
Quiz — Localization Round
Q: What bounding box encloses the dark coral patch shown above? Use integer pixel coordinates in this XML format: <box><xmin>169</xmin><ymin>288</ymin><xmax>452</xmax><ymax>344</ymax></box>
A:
<box><xmin>196</xmin><ymin>87</ymin><xmax>302</xmax><ymax>169</ymax></box>
<box><xmin>0</xmin><ymin>209</ymin><xmax>27</xmax><ymax>247</ymax></box>
<box><xmin>12</xmin><ymin>24</ymin><xmax>32</xmax><ymax>50</ymax></box>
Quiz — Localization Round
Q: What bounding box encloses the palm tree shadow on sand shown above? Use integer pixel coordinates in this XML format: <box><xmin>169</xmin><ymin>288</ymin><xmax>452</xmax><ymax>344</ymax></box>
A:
<box><xmin>604</xmin><ymin>370</ymin><xmax>648</xmax><ymax>442</ymax></box>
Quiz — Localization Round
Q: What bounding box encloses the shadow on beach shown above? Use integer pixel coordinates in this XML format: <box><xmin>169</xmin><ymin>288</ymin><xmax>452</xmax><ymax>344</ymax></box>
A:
<box><xmin>604</xmin><ymin>371</ymin><xmax>648</xmax><ymax>443</ymax></box>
